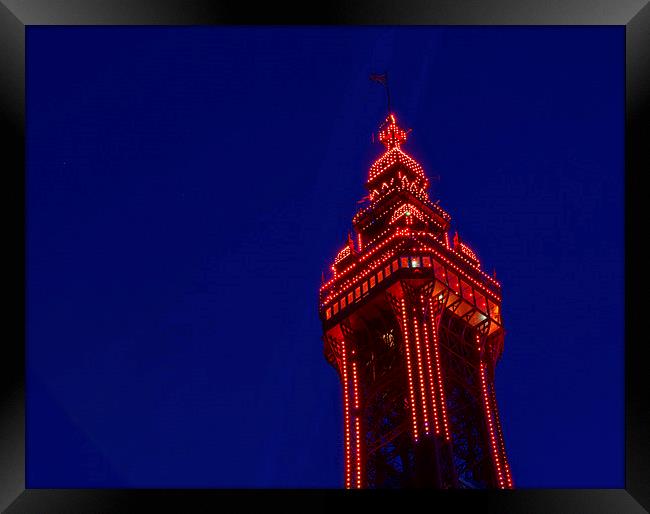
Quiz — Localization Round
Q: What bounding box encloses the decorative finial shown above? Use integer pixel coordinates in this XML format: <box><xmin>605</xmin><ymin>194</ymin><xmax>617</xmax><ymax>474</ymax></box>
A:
<box><xmin>377</xmin><ymin>113</ymin><xmax>408</xmax><ymax>150</ymax></box>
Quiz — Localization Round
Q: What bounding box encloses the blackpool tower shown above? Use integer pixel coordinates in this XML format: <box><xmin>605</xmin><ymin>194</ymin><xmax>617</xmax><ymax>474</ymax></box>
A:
<box><xmin>319</xmin><ymin>112</ymin><xmax>514</xmax><ymax>489</ymax></box>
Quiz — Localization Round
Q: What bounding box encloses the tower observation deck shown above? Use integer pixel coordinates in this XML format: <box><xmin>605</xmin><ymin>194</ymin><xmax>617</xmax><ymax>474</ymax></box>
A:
<box><xmin>319</xmin><ymin>113</ymin><xmax>514</xmax><ymax>489</ymax></box>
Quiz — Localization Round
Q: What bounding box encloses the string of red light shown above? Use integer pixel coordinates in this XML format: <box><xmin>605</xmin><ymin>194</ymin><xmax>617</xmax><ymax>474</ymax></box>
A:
<box><xmin>411</xmin><ymin>311</ymin><xmax>431</xmax><ymax>434</ymax></box>
<box><xmin>489</xmin><ymin>374</ymin><xmax>514</xmax><ymax>488</ymax></box>
<box><xmin>429</xmin><ymin>296</ymin><xmax>451</xmax><ymax>441</ymax></box>
<box><xmin>421</xmin><ymin>294</ymin><xmax>441</xmax><ymax>435</ymax></box>
<box><xmin>351</xmin><ymin>354</ymin><xmax>362</xmax><ymax>488</ymax></box>
<box><xmin>400</xmin><ymin>298</ymin><xmax>420</xmax><ymax>442</ymax></box>
<box><xmin>340</xmin><ymin>340</ymin><xmax>353</xmax><ymax>489</ymax></box>
<box><xmin>476</xmin><ymin>333</ymin><xmax>506</xmax><ymax>488</ymax></box>
<box><xmin>369</xmin><ymin>146</ymin><xmax>426</xmax><ymax>182</ymax></box>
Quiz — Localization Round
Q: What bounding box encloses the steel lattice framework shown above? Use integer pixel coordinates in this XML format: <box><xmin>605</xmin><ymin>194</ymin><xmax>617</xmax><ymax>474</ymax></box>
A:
<box><xmin>319</xmin><ymin>114</ymin><xmax>514</xmax><ymax>489</ymax></box>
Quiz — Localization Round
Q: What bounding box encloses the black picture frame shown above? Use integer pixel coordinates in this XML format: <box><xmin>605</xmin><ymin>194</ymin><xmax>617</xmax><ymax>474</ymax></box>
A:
<box><xmin>1</xmin><ymin>1</ymin><xmax>648</xmax><ymax>512</ymax></box>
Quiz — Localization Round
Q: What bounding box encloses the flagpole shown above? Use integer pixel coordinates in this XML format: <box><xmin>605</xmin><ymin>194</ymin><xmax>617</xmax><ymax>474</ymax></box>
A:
<box><xmin>385</xmin><ymin>71</ymin><xmax>391</xmax><ymax>114</ymax></box>
<box><xmin>370</xmin><ymin>72</ymin><xmax>392</xmax><ymax>116</ymax></box>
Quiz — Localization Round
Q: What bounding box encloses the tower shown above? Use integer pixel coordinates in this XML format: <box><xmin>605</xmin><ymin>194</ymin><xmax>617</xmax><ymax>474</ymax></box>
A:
<box><xmin>319</xmin><ymin>113</ymin><xmax>514</xmax><ymax>489</ymax></box>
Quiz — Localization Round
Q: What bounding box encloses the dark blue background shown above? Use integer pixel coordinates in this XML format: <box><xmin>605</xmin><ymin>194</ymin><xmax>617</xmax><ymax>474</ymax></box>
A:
<box><xmin>27</xmin><ymin>27</ymin><xmax>624</xmax><ymax>487</ymax></box>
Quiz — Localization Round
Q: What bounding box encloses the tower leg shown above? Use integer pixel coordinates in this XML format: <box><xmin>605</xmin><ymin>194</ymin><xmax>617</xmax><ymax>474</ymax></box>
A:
<box><xmin>326</xmin><ymin>329</ymin><xmax>364</xmax><ymax>489</ymax></box>
<box><xmin>341</xmin><ymin>322</ymin><xmax>364</xmax><ymax>489</ymax></box>
<box><xmin>475</xmin><ymin>331</ymin><xmax>513</xmax><ymax>489</ymax></box>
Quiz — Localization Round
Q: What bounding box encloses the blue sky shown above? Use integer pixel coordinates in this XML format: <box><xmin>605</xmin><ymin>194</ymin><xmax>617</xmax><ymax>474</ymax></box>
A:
<box><xmin>27</xmin><ymin>26</ymin><xmax>624</xmax><ymax>487</ymax></box>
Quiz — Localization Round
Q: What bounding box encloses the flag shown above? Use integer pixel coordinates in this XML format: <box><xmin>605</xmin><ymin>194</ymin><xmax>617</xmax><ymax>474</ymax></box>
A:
<box><xmin>370</xmin><ymin>73</ymin><xmax>387</xmax><ymax>86</ymax></box>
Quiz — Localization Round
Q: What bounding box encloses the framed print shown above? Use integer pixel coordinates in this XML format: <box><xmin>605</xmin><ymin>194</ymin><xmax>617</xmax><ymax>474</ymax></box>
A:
<box><xmin>1</xmin><ymin>1</ymin><xmax>648</xmax><ymax>512</ymax></box>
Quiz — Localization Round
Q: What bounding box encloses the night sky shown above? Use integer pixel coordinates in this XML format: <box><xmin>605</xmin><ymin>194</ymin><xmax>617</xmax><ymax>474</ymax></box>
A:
<box><xmin>27</xmin><ymin>27</ymin><xmax>624</xmax><ymax>488</ymax></box>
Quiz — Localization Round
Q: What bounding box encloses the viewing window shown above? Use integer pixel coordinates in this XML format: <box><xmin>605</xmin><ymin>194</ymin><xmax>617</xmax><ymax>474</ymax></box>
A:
<box><xmin>475</xmin><ymin>291</ymin><xmax>487</xmax><ymax>313</ymax></box>
<box><xmin>461</xmin><ymin>281</ymin><xmax>474</xmax><ymax>304</ymax></box>
<box><xmin>447</xmin><ymin>271</ymin><xmax>460</xmax><ymax>294</ymax></box>
<box><xmin>433</xmin><ymin>260</ymin><xmax>447</xmax><ymax>282</ymax></box>
<box><xmin>489</xmin><ymin>300</ymin><xmax>500</xmax><ymax>323</ymax></box>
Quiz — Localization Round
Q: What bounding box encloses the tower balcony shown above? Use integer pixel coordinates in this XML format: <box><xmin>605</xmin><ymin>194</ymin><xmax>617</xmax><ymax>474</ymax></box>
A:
<box><xmin>320</xmin><ymin>251</ymin><xmax>503</xmax><ymax>338</ymax></box>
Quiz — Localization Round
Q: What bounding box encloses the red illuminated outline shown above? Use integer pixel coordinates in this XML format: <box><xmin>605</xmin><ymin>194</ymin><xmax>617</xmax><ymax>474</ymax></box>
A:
<box><xmin>351</xmin><ymin>356</ymin><xmax>362</xmax><ymax>488</ymax></box>
<box><xmin>340</xmin><ymin>340</ymin><xmax>352</xmax><ymax>488</ymax></box>
<box><xmin>428</xmin><ymin>296</ymin><xmax>451</xmax><ymax>441</ymax></box>
<box><xmin>369</xmin><ymin>146</ymin><xmax>427</xmax><ymax>183</ymax></box>
<box><xmin>458</xmin><ymin>241</ymin><xmax>478</xmax><ymax>262</ymax></box>
<box><xmin>421</xmin><ymin>295</ymin><xmax>440</xmax><ymax>435</ymax></box>
<box><xmin>335</xmin><ymin>245</ymin><xmax>352</xmax><ymax>264</ymax></box>
<box><xmin>390</xmin><ymin>203</ymin><xmax>427</xmax><ymax>226</ymax></box>
<box><xmin>411</xmin><ymin>315</ymin><xmax>430</xmax><ymax>434</ymax></box>
<box><xmin>476</xmin><ymin>333</ymin><xmax>507</xmax><ymax>488</ymax></box>
<box><xmin>400</xmin><ymin>298</ymin><xmax>419</xmax><ymax>441</ymax></box>
<box><xmin>490</xmin><ymin>382</ymin><xmax>514</xmax><ymax>488</ymax></box>
<box><xmin>377</xmin><ymin>113</ymin><xmax>407</xmax><ymax>148</ymax></box>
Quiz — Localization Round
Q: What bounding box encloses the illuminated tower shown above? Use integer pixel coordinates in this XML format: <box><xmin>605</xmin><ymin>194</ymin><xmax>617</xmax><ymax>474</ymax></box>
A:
<box><xmin>319</xmin><ymin>113</ymin><xmax>514</xmax><ymax>489</ymax></box>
